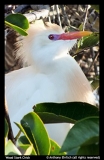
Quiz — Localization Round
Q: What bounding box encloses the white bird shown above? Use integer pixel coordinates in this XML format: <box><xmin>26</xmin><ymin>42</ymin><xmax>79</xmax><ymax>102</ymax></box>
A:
<box><xmin>5</xmin><ymin>20</ymin><xmax>95</xmax><ymax>146</ymax></box>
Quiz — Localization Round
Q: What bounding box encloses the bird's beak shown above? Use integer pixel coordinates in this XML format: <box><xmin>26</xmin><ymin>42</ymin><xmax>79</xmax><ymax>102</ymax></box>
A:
<box><xmin>59</xmin><ymin>31</ymin><xmax>92</xmax><ymax>40</ymax></box>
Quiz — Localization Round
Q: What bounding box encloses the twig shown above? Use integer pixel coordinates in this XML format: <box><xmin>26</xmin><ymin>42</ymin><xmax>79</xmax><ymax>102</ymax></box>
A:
<box><xmin>87</xmin><ymin>47</ymin><xmax>99</xmax><ymax>74</ymax></box>
<box><xmin>15</xmin><ymin>130</ymin><xmax>21</xmax><ymax>142</ymax></box>
<box><xmin>52</xmin><ymin>5</ymin><xmax>55</xmax><ymax>23</ymax></box>
<box><xmin>48</xmin><ymin>7</ymin><xmax>51</xmax><ymax>23</ymax></box>
<box><xmin>83</xmin><ymin>5</ymin><xmax>90</xmax><ymax>31</ymax></box>
<box><xmin>56</xmin><ymin>5</ymin><xmax>62</xmax><ymax>27</ymax></box>
<box><xmin>71</xmin><ymin>46</ymin><xmax>91</xmax><ymax>57</ymax></box>
<box><xmin>61</xmin><ymin>5</ymin><xmax>70</xmax><ymax>26</ymax></box>
<box><xmin>5</xmin><ymin>97</ymin><xmax>15</xmax><ymax>144</ymax></box>
<box><xmin>72</xmin><ymin>44</ymin><xmax>99</xmax><ymax>57</ymax></box>
<box><xmin>69</xmin><ymin>25</ymin><xmax>80</xmax><ymax>31</ymax></box>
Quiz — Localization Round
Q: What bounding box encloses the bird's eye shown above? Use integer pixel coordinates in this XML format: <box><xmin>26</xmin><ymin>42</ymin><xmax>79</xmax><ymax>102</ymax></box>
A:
<box><xmin>48</xmin><ymin>34</ymin><xmax>54</xmax><ymax>40</ymax></box>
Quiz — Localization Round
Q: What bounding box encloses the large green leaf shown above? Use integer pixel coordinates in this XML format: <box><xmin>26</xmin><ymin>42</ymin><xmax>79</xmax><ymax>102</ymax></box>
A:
<box><xmin>5</xmin><ymin>13</ymin><xmax>29</xmax><ymax>30</ymax></box>
<box><xmin>49</xmin><ymin>139</ymin><xmax>66</xmax><ymax>155</ymax></box>
<box><xmin>5</xmin><ymin>21</ymin><xmax>28</xmax><ymax>36</ymax></box>
<box><xmin>5</xmin><ymin>13</ymin><xmax>29</xmax><ymax>36</ymax></box>
<box><xmin>5</xmin><ymin>118</ymin><xmax>9</xmax><ymax>138</ymax></box>
<box><xmin>5</xmin><ymin>140</ymin><xmax>22</xmax><ymax>155</ymax></box>
<box><xmin>67</xmin><ymin>147</ymin><xmax>80</xmax><ymax>155</ymax></box>
<box><xmin>33</xmin><ymin>102</ymin><xmax>99</xmax><ymax>124</ymax></box>
<box><xmin>77</xmin><ymin>143</ymin><xmax>99</xmax><ymax>155</ymax></box>
<box><xmin>60</xmin><ymin>116</ymin><xmax>99</xmax><ymax>154</ymax></box>
<box><xmin>77</xmin><ymin>33</ymin><xmax>99</xmax><ymax>51</ymax></box>
<box><xmin>15</xmin><ymin>112</ymin><xmax>50</xmax><ymax>155</ymax></box>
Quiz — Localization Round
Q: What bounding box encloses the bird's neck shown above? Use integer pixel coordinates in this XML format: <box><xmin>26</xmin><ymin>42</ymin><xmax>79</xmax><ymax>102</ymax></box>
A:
<box><xmin>32</xmin><ymin>54</ymin><xmax>69</xmax><ymax>75</ymax></box>
<box><xmin>30</xmin><ymin>45</ymin><xmax>71</xmax><ymax>74</ymax></box>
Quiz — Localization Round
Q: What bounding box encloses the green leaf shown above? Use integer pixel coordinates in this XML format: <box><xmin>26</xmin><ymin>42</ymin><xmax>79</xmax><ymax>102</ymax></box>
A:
<box><xmin>5</xmin><ymin>140</ymin><xmax>22</xmax><ymax>155</ymax></box>
<box><xmin>77</xmin><ymin>143</ymin><xmax>99</xmax><ymax>155</ymax></box>
<box><xmin>5</xmin><ymin>13</ymin><xmax>29</xmax><ymax>30</ymax></box>
<box><xmin>24</xmin><ymin>145</ymin><xmax>35</xmax><ymax>155</ymax></box>
<box><xmin>5</xmin><ymin>21</ymin><xmax>28</xmax><ymax>36</ymax></box>
<box><xmin>81</xmin><ymin>136</ymin><xmax>99</xmax><ymax>146</ymax></box>
<box><xmin>5</xmin><ymin>118</ymin><xmax>9</xmax><ymax>138</ymax></box>
<box><xmin>78</xmin><ymin>23</ymin><xmax>83</xmax><ymax>31</ymax></box>
<box><xmin>60</xmin><ymin>116</ymin><xmax>99</xmax><ymax>154</ymax></box>
<box><xmin>15</xmin><ymin>122</ymin><xmax>32</xmax><ymax>145</ymax></box>
<box><xmin>50</xmin><ymin>139</ymin><xmax>66</xmax><ymax>155</ymax></box>
<box><xmin>17</xmin><ymin>135</ymin><xmax>37</xmax><ymax>155</ymax></box>
<box><xmin>77</xmin><ymin>33</ymin><xmax>99</xmax><ymax>50</ymax></box>
<box><xmin>33</xmin><ymin>102</ymin><xmax>99</xmax><ymax>124</ymax></box>
<box><xmin>67</xmin><ymin>147</ymin><xmax>80</xmax><ymax>155</ymax></box>
<box><xmin>17</xmin><ymin>135</ymin><xmax>30</xmax><ymax>148</ymax></box>
<box><xmin>91</xmin><ymin>5</ymin><xmax>99</xmax><ymax>13</ymax></box>
<box><xmin>15</xmin><ymin>112</ymin><xmax>50</xmax><ymax>155</ymax></box>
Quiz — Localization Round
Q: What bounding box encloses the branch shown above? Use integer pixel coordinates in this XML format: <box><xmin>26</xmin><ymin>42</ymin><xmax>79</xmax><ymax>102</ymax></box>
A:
<box><xmin>86</xmin><ymin>47</ymin><xmax>99</xmax><ymax>74</ymax></box>
<box><xmin>83</xmin><ymin>5</ymin><xmax>91</xmax><ymax>31</ymax></box>
<box><xmin>5</xmin><ymin>97</ymin><xmax>15</xmax><ymax>144</ymax></box>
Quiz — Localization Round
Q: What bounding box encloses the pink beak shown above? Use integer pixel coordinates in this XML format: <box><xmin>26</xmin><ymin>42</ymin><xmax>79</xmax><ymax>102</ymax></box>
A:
<box><xmin>59</xmin><ymin>31</ymin><xmax>92</xmax><ymax>40</ymax></box>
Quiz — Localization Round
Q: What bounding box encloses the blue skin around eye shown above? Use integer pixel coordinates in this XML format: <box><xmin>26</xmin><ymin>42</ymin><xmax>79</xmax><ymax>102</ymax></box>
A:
<box><xmin>48</xmin><ymin>34</ymin><xmax>60</xmax><ymax>41</ymax></box>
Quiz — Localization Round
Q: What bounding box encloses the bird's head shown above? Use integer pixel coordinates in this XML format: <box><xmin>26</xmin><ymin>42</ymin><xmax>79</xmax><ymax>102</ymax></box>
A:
<box><xmin>15</xmin><ymin>20</ymin><xmax>92</xmax><ymax>71</ymax></box>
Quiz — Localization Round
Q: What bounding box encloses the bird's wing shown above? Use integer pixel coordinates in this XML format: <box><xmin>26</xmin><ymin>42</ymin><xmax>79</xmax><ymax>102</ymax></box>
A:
<box><xmin>5</xmin><ymin>66</ymin><xmax>72</xmax><ymax>145</ymax></box>
<box><xmin>5</xmin><ymin>66</ymin><xmax>57</xmax><ymax>123</ymax></box>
